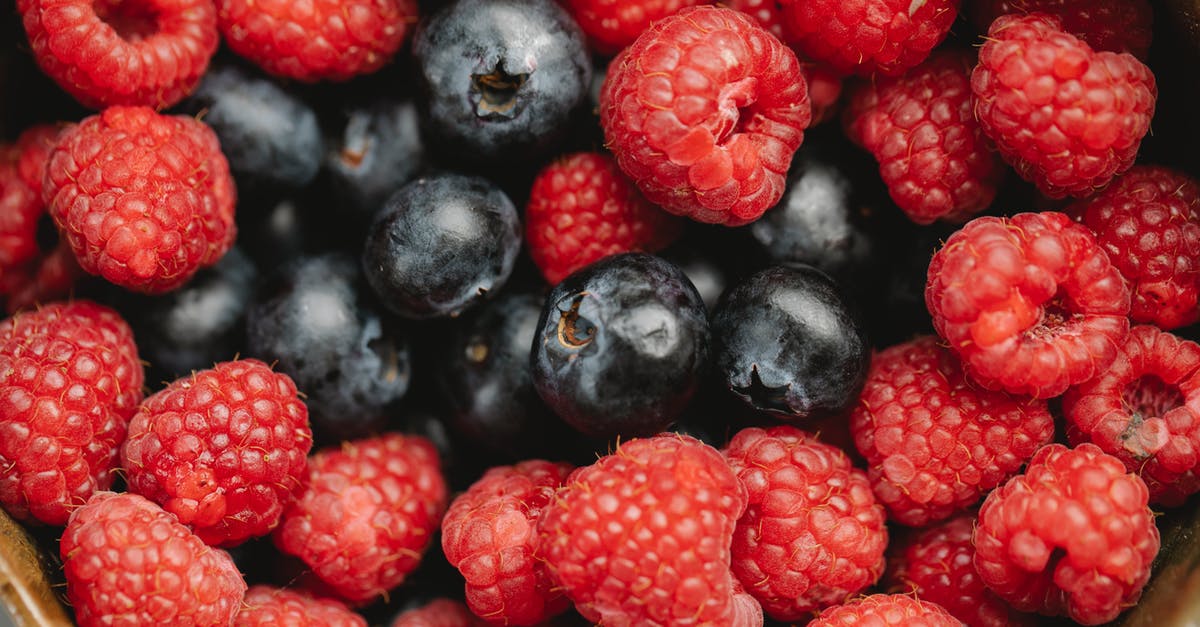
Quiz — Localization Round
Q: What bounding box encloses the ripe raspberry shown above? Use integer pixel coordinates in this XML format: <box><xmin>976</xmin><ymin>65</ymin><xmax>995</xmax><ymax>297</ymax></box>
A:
<box><xmin>391</xmin><ymin>599</ymin><xmax>486</xmax><ymax>627</ymax></box>
<box><xmin>973</xmin><ymin>443</ymin><xmax>1159</xmax><ymax>625</ymax></box>
<box><xmin>61</xmin><ymin>491</ymin><xmax>246</xmax><ymax>627</ymax></box>
<box><xmin>525</xmin><ymin>152</ymin><xmax>683</xmax><ymax>284</ymax></box>
<box><xmin>925</xmin><ymin>212</ymin><xmax>1131</xmax><ymax>398</ymax></box>
<box><xmin>808</xmin><ymin>594</ymin><xmax>963</xmax><ymax>626</ymax></box>
<box><xmin>563</xmin><ymin>0</ymin><xmax>711</xmax><ymax>55</ymax></box>
<box><xmin>779</xmin><ymin>0</ymin><xmax>959</xmax><ymax>76</ymax></box>
<box><xmin>600</xmin><ymin>6</ymin><xmax>811</xmax><ymax>225</ymax></box>
<box><xmin>844</xmin><ymin>51</ymin><xmax>1005</xmax><ymax>225</ymax></box>
<box><xmin>723</xmin><ymin>426</ymin><xmax>887</xmax><ymax>621</ymax></box>
<box><xmin>725</xmin><ymin>0</ymin><xmax>783</xmax><ymax>39</ymax></box>
<box><xmin>442</xmin><ymin>460</ymin><xmax>573</xmax><ymax>626</ymax></box>
<box><xmin>122</xmin><ymin>359</ymin><xmax>313</xmax><ymax>546</ymax></box>
<box><xmin>217</xmin><ymin>0</ymin><xmax>417</xmax><ymax>82</ymax></box>
<box><xmin>885</xmin><ymin>514</ymin><xmax>1036</xmax><ymax>627</ymax></box>
<box><xmin>971</xmin><ymin>13</ymin><xmax>1157</xmax><ymax>198</ymax></box>
<box><xmin>967</xmin><ymin>0</ymin><xmax>1153</xmax><ymax>59</ymax></box>
<box><xmin>236</xmin><ymin>585</ymin><xmax>366</xmax><ymax>627</ymax></box>
<box><xmin>43</xmin><ymin>106</ymin><xmax>237</xmax><ymax>293</ymax></box>
<box><xmin>800</xmin><ymin>61</ymin><xmax>844</xmax><ymax>125</ymax></box>
<box><xmin>273</xmin><ymin>433</ymin><xmax>448</xmax><ymax>605</ymax></box>
<box><xmin>1063</xmin><ymin>325</ymin><xmax>1200</xmax><ymax>506</ymax></box>
<box><xmin>0</xmin><ymin>301</ymin><xmax>142</xmax><ymax>525</ymax></box>
<box><xmin>850</xmin><ymin>336</ymin><xmax>1055</xmax><ymax>527</ymax></box>
<box><xmin>538</xmin><ymin>433</ymin><xmax>759</xmax><ymax>626</ymax></box>
<box><xmin>1068</xmin><ymin>166</ymin><xmax>1200</xmax><ymax>329</ymax></box>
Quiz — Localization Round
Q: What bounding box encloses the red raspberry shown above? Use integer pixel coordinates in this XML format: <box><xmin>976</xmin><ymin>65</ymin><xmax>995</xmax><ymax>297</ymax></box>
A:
<box><xmin>61</xmin><ymin>491</ymin><xmax>246</xmax><ymax>627</ymax></box>
<box><xmin>273</xmin><ymin>433</ymin><xmax>448</xmax><ymax>605</ymax></box>
<box><xmin>236</xmin><ymin>585</ymin><xmax>366</xmax><ymax>627</ymax></box>
<box><xmin>217</xmin><ymin>0</ymin><xmax>417</xmax><ymax>82</ymax></box>
<box><xmin>1063</xmin><ymin>325</ymin><xmax>1200</xmax><ymax>506</ymax></box>
<box><xmin>779</xmin><ymin>0</ymin><xmax>959</xmax><ymax>77</ymax></box>
<box><xmin>16</xmin><ymin>0</ymin><xmax>218</xmax><ymax>109</ymax></box>
<box><xmin>724</xmin><ymin>0</ymin><xmax>783</xmax><ymax>39</ymax></box>
<box><xmin>538</xmin><ymin>433</ymin><xmax>760</xmax><ymax>626</ymax></box>
<box><xmin>850</xmin><ymin>336</ymin><xmax>1055</xmax><ymax>527</ymax></box>
<box><xmin>121</xmin><ymin>359</ymin><xmax>313</xmax><ymax>546</ymax></box>
<box><xmin>967</xmin><ymin>0</ymin><xmax>1153</xmax><ymax>59</ymax></box>
<box><xmin>973</xmin><ymin>443</ymin><xmax>1159</xmax><ymax>625</ymax></box>
<box><xmin>808</xmin><ymin>594</ymin><xmax>962</xmax><ymax>626</ymax></box>
<box><xmin>442</xmin><ymin>460</ymin><xmax>573</xmax><ymax>626</ymax></box>
<box><xmin>0</xmin><ymin>301</ymin><xmax>142</xmax><ymax>526</ymax></box>
<box><xmin>800</xmin><ymin>61</ymin><xmax>843</xmax><ymax>125</ymax></box>
<box><xmin>925</xmin><ymin>212</ymin><xmax>1131</xmax><ymax>398</ymax></box>
<box><xmin>391</xmin><ymin>599</ymin><xmax>486</xmax><ymax>627</ymax></box>
<box><xmin>1068</xmin><ymin>166</ymin><xmax>1200</xmax><ymax>330</ymax></box>
<box><xmin>844</xmin><ymin>51</ymin><xmax>1005</xmax><ymax>225</ymax></box>
<box><xmin>43</xmin><ymin>106</ymin><xmax>237</xmax><ymax>293</ymax></box>
<box><xmin>723</xmin><ymin>426</ymin><xmax>887</xmax><ymax>621</ymax></box>
<box><xmin>599</xmin><ymin>6</ymin><xmax>811</xmax><ymax>226</ymax></box>
<box><xmin>563</xmin><ymin>0</ymin><xmax>712</xmax><ymax>55</ymax></box>
<box><xmin>971</xmin><ymin>13</ymin><xmax>1157</xmax><ymax>199</ymax></box>
<box><xmin>885</xmin><ymin>514</ymin><xmax>1036</xmax><ymax>627</ymax></box>
<box><xmin>525</xmin><ymin>152</ymin><xmax>683</xmax><ymax>284</ymax></box>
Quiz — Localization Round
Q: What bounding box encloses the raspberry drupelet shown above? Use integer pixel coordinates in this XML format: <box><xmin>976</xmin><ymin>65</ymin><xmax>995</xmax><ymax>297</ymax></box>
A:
<box><xmin>967</xmin><ymin>0</ymin><xmax>1154</xmax><ymax>59</ymax></box>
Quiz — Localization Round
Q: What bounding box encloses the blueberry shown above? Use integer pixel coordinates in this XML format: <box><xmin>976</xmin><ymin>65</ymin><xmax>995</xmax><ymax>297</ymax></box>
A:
<box><xmin>711</xmin><ymin>264</ymin><xmax>869</xmax><ymax>419</ymax></box>
<box><xmin>326</xmin><ymin>98</ymin><xmax>426</xmax><ymax>217</ymax></box>
<box><xmin>246</xmin><ymin>253</ymin><xmax>410</xmax><ymax>440</ymax></box>
<box><xmin>531</xmin><ymin>253</ymin><xmax>709</xmax><ymax>439</ymax></box>
<box><xmin>361</xmin><ymin>173</ymin><xmax>521</xmax><ymax>319</ymax></box>
<box><xmin>413</xmin><ymin>0</ymin><xmax>590</xmax><ymax>163</ymax></box>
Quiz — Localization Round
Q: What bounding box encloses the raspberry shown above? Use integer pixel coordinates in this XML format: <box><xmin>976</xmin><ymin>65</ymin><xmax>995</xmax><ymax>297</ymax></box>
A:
<box><xmin>391</xmin><ymin>599</ymin><xmax>486</xmax><ymax>627</ymax></box>
<box><xmin>885</xmin><ymin>514</ymin><xmax>1036</xmax><ymax>627</ymax></box>
<box><xmin>844</xmin><ymin>51</ymin><xmax>1005</xmax><ymax>225</ymax></box>
<box><xmin>538</xmin><ymin>433</ymin><xmax>760</xmax><ymax>626</ymax></box>
<box><xmin>216</xmin><ymin>0</ymin><xmax>417</xmax><ymax>82</ymax></box>
<box><xmin>60</xmin><ymin>491</ymin><xmax>246</xmax><ymax>627</ymax></box>
<box><xmin>0</xmin><ymin>301</ymin><xmax>142</xmax><ymax>525</ymax></box>
<box><xmin>808</xmin><ymin>594</ymin><xmax>962</xmax><ymax>626</ymax></box>
<box><xmin>121</xmin><ymin>359</ymin><xmax>313</xmax><ymax>546</ymax></box>
<box><xmin>273</xmin><ymin>433</ymin><xmax>448</xmax><ymax>605</ymax></box>
<box><xmin>973</xmin><ymin>443</ymin><xmax>1159</xmax><ymax>625</ymax></box>
<box><xmin>563</xmin><ymin>0</ymin><xmax>712</xmax><ymax>55</ymax></box>
<box><xmin>525</xmin><ymin>152</ymin><xmax>683</xmax><ymax>284</ymax></box>
<box><xmin>43</xmin><ymin>106</ymin><xmax>237</xmax><ymax>293</ymax></box>
<box><xmin>16</xmin><ymin>0</ymin><xmax>218</xmax><ymax>109</ymax></box>
<box><xmin>236</xmin><ymin>585</ymin><xmax>366</xmax><ymax>627</ymax></box>
<box><xmin>1063</xmin><ymin>325</ymin><xmax>1200</xmax><ymax>506</ymax></box>
<box><xmin>723</xmin><ymin>426</ymin><xmax>887</xmax><ymax>621</ymax></box>
<box><xmin>1069</xmin><ymin>166</ymin><xmax>1200</xmax><ymax>330</ymax></box>
<box><xmin>925</xmin><ymin>212</ymin><xmax>1131</xmax><ymax>398</ymax></box>
<box><xmin>779</xmin><ymin>0</ymin><xmax>959</xmax><ymax>76</ymax></box>
<box><xmin>599</xmin><ymin>6</ymin><xmax>811</xmax><ymax>226</ymax></box>
<box><xmin>800</xmin><ymin>61</ymin><xmax>843</xmax><ymax>125</ymax></box>
<box><xmin>441</xmin><ymin>460</ymin><xmax>574</xmax><ymax>626</ymax></box>
<box><xmin>970</xmin><ymin>13</ymin><xmax>1157</xmax><ymax>199</ymax></box>
<box><xmin>967</xmin><ymin>0</ymin><xmax>1153</xmax><ymax>59</ymax></box>
<box><xmin>725</xmin><ymin>0</ymin><xmax>783</xmax><ymax>39</ymax></box>
<box><xmin>850</xmin><ymin>336</ymin><xmax>1055</xmax><ymax>526</ymax></box>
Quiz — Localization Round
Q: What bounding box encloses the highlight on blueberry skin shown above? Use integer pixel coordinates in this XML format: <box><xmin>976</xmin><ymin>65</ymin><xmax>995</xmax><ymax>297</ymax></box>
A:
<box><xmin>361</xmin><ymin>172</ymin><xmax>521</xmax><ymax>319</ymax></box>
<box><xmin>530</xmin><ymin>253</ymin><xmax>709</xmax><ymax>439</ymax></box>
<box><xmin>712</xmin><ymin>263</ymin><xmax>870</xmax><ymax>419</ymax></box>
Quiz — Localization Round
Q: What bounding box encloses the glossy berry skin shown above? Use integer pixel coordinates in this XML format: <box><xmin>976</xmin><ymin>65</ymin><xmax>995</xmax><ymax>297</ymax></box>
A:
<box><xmin>563</xmin><ymin>0</ymin><xmax>711</xmax><ymax>55</ymax></box>
<box><xmin>362</xmin><ymin>173</ymin><xmax>521</xmax><ymax>319</ymax></box>
<box><xmin>327</xmin><ymin>99</ymin><xmax>426</xmax><ymax>217</ymax></box>
<box><xmin>391</xmin><ymin>599</ymin><xmax>486</xmax><ymax>627</ymax></box>
<box><xmin>973</xmin><ymin>443</ymin><xmax>1159</xmax><ymax>625</ymax></box>
<box><xmin>413</xmin><ymin>0</ymin><xmax>590</xmax><ymax>163</ymax></box>
<box><xmin>724</xmin><ymin>426</ymin><xmax>887</xmax><ymax>621</ymax></box>
<box><xmin>925</xmin><ymin>212</ymin><xmax>1131</xmax><ymax>398</ymax></box>
<box><xmin>247</xmin><ymin>253</ymin><xmax>410</xmax><ymax>440</ymax></box>
<box><xmin>600</xmin><ymin>6</ymin><xmax>811</xmax><ymax>225</ymax></box>
<box><xmin>808</xmin><ymin>594</ymin><xmax>962</xmax><ymax>627</ymax></box>
<box><xmin>0</xmin><ymin>301</ymin><xmax>142</xmax><ymax>526</ymax></box>
<box><xmin>967</xmin><ymin>0</ymin><xmax>1153</xmax><ymax>59</ymax></box>
<box><xmin>273</xmin><ymin>434</ymin><xmax>448</xmax><ymax>605</ymax></box>
<box><xmin>236</xmin><ymin>585</ymin><xmax>366</xmax><ymax>627</ymax></box>
<box><xmin>530</xmin><ymin>253</ymin><xmax>709</xmax><ymax>439</ymax></box>
<box><xmin>61</xmin><ymin>492</ymin><xmax>246</xmax><ymax>627</ymax></box>
<box><xmin>711</xmin><ymin>264</ymin><xmax>869</xmax><ymax>419</ymax></box>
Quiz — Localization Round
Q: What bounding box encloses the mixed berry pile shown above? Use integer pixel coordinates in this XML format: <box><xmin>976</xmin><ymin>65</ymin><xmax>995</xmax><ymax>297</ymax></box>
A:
<box><xmin>1</xmin><ymin>0</ymin><xmax>1199</xmax><ymax>625</ymax></box>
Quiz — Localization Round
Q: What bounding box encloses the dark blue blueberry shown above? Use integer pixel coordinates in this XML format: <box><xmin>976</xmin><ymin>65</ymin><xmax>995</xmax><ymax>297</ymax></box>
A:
<box><xmin>711</xmin><ymin>264</ymin><xmax>869</xmax><ymax>419</ymax></box>
<box><xmin>246</xmin><ymin>253</ymin><xmax>410</xmax><ymax>440</ymax></box>
<box><xmin>326</xmin><ymin>98</ymin><xmax>426</xmax><ymax>217</ymax></box>
<box><xmin>531</xmin><ymin>253</ymin><xmax>709</xmax><ymax>439</ymax></box>
<box><xmin>361</xmin><ymin>173</ymin><xmax>521</xmax><ymax>319</ymax></box>
<box><xmin>412</xmin><ymin>0</ymin><xmax>590</xmax><ymax>163</ymax></box>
